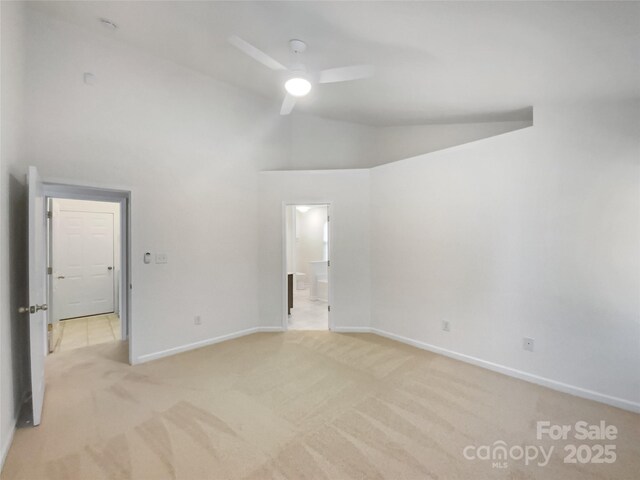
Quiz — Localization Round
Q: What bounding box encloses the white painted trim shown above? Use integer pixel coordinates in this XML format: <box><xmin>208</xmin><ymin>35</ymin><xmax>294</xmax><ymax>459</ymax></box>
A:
<box><xmin>261</xmin><ymin>169</ymin><xmax>370</xmax><ymax>175</ymax></box>
<box><xmin>332</xmin><ymin>326</ymin><xmax>372</xmax><ymax>333</ymax></box>
<box><xmin>371</xmin><ymin>328</ymin><xmax>640</xmax><ymax>414</ymax></box>
<box><xmin>134</xmin><ymin>326</ymin><xmax>283</xmax><ymax>364</ymax></box>
<box><xmin>257</xmin><ymin>326</ymin><xmax>285</xmax><ymax>333</ymax></box>
<box><xmin>134</xmin><ymin>327</ymin><xmax>262</xmax><ymax>364</ymax></box>
<box><xmin>1</xmin><ymin>424</ymin><xmax>16</xmax><ymax>471</ymax></box>
<box><xmin>281</xmin><ymin>203</ymin><xmax>288</xmax><ymax>332</ymax></box>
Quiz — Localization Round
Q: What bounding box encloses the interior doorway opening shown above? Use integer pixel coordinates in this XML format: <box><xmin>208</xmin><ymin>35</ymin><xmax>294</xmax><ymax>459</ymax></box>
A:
<box><xmin>47</xmin><ymin>198</ymin><xmax>123</xmax><ymax>354</ymax></box>
<box><xmin>24</xmin><ymin>166</ymin><xmax>132</xmax><ymax>426</ymax></box>
<box><xmin>41</xmin><ymin>181</ymin><xmax>132</xmax><ymax>367</ymax></box>
<box><xmin>285</xmin><ymin>204</ymin><xmax>330</xmax><ymax>330</ymax></box>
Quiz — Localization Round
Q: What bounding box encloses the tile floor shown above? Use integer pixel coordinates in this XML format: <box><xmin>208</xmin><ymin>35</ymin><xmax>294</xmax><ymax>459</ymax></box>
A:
<box><xmin>53</xmin><ymin>313</ymin><xmax>121</xmax><ymax>353</ymax></box>
<box><xmin>288</xmin><ymin>287</ymin><xmax>328</xmax><ymax>330</ymax></box>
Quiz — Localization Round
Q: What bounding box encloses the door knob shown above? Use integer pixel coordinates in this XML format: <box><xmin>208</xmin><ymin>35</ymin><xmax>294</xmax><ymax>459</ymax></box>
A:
<box><xmin>57</xmin><ymin>275</ymin><xmax>65</xmax><ymax>279</ymax></box>
<box><xmin>18</xmin><ymin>304</ymin><xmax>47</xmax><ymax>314</ymax></box>
<box><xmin>108</xmin><ymin>266</ymin><xmax>113</xmax><ymax>271</ymax></box>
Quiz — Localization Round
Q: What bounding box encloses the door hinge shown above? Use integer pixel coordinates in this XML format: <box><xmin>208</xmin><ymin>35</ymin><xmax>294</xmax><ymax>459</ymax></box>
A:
<box><xmin>46</xmin><ymin>211</ymin><xmax>52</xmax><ymax>219</ymax></box>
<box><xmin>47</xmin><ymin>267</ymin><xmax>52</xmax><ymax>275</ymax></box>
<box><xmin>327</xmin><ymin>260</ymin><xmax>330</xmax><ymax>267</ymax></box>
<box><xmin>328</xmin><ymin>305</ymin><xmax>331</xmax><ymax>312</ymax></box>
<box><xmin>327</xmin><ymin>215</ymin><xmax>330</xmax><ymax>222</ymax></box>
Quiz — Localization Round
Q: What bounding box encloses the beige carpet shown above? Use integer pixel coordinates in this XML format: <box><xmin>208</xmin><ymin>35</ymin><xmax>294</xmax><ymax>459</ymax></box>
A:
<box><xmin>2</xmin><ymin>332</ymin><xmax>639</xmax><ymax>479</ymax></box>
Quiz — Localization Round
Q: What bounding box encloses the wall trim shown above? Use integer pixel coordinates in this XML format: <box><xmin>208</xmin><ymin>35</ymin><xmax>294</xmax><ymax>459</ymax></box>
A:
<box><xmin>1</xmin><ymin>425</ymin><xmax>16</xmax><ymax>471</ymax></box>
<box><xmin>134</xmin><ymin>326</ymin><xmax>285</xmax><ymax>364</ymax></box>
<box><xmin>257</xmin><ymin>326</ymin><xmax>285</xmax><ymax>333</ymax></box>
<box><xmin>134</xmin><ymin>327</ymin><xmax>261</xmax><ymax>364</ymax></box>
<box><xmin>261</xmin><ymin>169</ymin><xmax>370</xmax><ymax>175</ymax></box>
<box><xmin>371</xmin><ymin>328</ymin><xmax>640</xmax><ymax>414</ymax></box>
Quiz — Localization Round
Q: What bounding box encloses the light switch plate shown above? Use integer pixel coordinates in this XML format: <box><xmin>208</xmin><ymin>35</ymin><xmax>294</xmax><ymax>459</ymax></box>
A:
<box><xmin>155</xmin><ymin>253</ymin><xmax>168</xmax><ymax>264</ymax></box>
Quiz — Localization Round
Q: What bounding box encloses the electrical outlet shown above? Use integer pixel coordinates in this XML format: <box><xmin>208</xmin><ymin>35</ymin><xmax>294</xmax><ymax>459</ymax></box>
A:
<box><xmin>442</xmin><ymin>320</ymin><xmax>450</xmax><ymax>332</ymax></box>
<box><xmin>194</xmin><ymin>315</ymin><xmax>202</xmax><ymax>326</ymax></box>
<box><xmin>523</xmin><ymin>337</ymin><xmax>534</xmax><ymax>352</ymax></box>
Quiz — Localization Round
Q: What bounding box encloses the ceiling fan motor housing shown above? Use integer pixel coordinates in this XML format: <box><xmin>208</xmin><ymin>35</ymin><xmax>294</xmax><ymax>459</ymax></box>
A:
<box><xmin>289</xmin><ymin>39</ymin><xmax>307</xmax><ymax>54</ymax></box>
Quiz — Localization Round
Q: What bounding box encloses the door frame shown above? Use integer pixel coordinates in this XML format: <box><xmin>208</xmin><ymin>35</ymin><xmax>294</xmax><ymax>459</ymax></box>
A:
<box><xmin>42</xmin><ymin>182</ymin><xmax>132</xmax><ymax>363</ymax></box>
<box><xmin>281</xmin><ymin>201</ymin><xmax>333</xmax><ymax>331</ymax></box>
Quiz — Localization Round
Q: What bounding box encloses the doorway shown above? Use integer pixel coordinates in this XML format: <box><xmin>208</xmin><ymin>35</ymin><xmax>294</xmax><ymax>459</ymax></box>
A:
<box><xmin>284</xmin><ymin>204</ymin><xmax>330</xmax><ymax>330</ymax></box>
<box><xmin>47</xmin><ymin>198</ymin><xmax>123</xmax><ymax>353</ymax></box>
<box><xmin>23</xmin><ymin>166</ymin><xmax>132</xmax><ymax>426</ymax></box>
<box><xmin>42</xmin><ymin>181</ymin><xmax>131</xmax><ymax>364</ymax></box>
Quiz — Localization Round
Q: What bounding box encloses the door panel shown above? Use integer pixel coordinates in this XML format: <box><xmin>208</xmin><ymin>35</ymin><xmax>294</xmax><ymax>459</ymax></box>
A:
<box><xmin>27</xmin><ymin>166</ymin><xmax>47</xmax><ymax>426</ymax></box>
<box><xmin>54</xmin><ymin>210</ymin><xmax>115</xmax><ymax>319</ymax></box>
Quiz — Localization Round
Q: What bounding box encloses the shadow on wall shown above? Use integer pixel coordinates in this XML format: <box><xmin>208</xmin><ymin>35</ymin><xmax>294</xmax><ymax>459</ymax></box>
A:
<box><xmin>8</xmin><ymin>174</ymin><xmax>29</xmax><ymax>421</ymax></box>
<box><xmin>373</xmin><ymin>108</ymin><xmax>534</xmax><ymax>167</ymax></box>
<box><xmin>286</xmin><ymin>107</ymin><xmax>534</xmax><ymax>170</ymax></box>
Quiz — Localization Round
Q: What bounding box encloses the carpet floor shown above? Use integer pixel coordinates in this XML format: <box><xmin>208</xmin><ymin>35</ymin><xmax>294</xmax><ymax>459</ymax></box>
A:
<box><xmin>2</xmin><ymin>332</ymin><xmax>639</xmax><ymax>479</ymax></box>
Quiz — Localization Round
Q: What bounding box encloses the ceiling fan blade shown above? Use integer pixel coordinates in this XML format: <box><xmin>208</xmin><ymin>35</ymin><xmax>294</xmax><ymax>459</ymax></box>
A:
<box><xmin>228</xmin><ymin>35</ymin><xmax>286</xmax><ymax>71</ymax></box>
<box><xmin>280</xmin><ymin>94</ymin><xmax>296</xmax><ymax>115</ymax></box>
<box><xmin>318</xmin><ymin>64</ymin><xmax>374</xmax><ymax>84</ymax></box>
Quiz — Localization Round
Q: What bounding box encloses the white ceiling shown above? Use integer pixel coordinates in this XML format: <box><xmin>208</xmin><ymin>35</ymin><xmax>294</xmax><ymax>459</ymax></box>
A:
<box><xmin>30</xmin><ymin>1</ymin><xmax>640</xmax><ymax>126</ymax></box>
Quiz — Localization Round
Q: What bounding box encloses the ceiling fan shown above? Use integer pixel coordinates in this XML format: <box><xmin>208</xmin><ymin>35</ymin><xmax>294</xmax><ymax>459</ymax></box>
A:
<box><xmin>228</xmin><ymin>36</ymin><xmax>374</xmax><ymax>115</ymax></box>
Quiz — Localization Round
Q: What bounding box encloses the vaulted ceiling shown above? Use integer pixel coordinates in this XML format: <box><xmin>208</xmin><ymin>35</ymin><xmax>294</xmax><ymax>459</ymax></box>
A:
<box><xmin>30</xmin><ymin>1</ymin><xmax>640</xmax><ymax>126</ymax></box>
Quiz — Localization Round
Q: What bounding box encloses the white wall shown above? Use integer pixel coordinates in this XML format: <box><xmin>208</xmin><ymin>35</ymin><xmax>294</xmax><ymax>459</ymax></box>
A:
<box><xmin>370</xmin><ymin>102</ymin><xmax>640</xmax><ymax>410</ymax></box>
<box><xmin>19</xmin><ymin>10</ymin><xmax>290</xmax><ymax>363</ymax></box>
<box><xmin>0</xmin><ymin>0</ymin><xmax>28</xmax><ymax>468</ymax></box>
<box><xmin>289</xmin><ymin>113</ymin><xmax>378</xmax><ymax>170</ymax></box>
<box><xmin>258</xmin><ymin>170</ymin><xmax>371</xmax><ymax>330</ymax></box>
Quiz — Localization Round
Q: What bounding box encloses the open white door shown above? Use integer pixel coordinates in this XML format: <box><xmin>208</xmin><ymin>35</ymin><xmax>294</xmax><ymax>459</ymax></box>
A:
<box><xmin>21</xmin><ymin>166</ymin><xmax>47</xmax><ymax>425</ymax></box>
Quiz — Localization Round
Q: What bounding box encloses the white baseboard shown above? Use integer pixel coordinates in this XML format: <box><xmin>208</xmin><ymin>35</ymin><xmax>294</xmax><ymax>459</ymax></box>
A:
<box><xmin>371</xmin><ymin>328</ymin><xmax>640</xmax><ymax>414</ymax></box>
<box><xmin>257</xmin><ymin>326</ymin><xmax>285</xmax><ymax>332</ymax></box>
<box><xmin>134</xmin><ymin>327</ymin><xmax>261</xmax><ymax>364</ymax></box>
<box><xmin>332</xmin><ymin>326</ymin><xmax>372</xmax><ymax>333</ymax></box>
<box><xmin>1</xmin><ymin>424</ymin><xmax>16</xmax><ymax>472</ymax></box>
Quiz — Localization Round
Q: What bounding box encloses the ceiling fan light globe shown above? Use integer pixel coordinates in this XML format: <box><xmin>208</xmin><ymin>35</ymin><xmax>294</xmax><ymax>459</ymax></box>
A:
<box><xmin>285</xmin><ymin>77</ymin><xmax>312</xmax><ymax>97</ymax></box>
